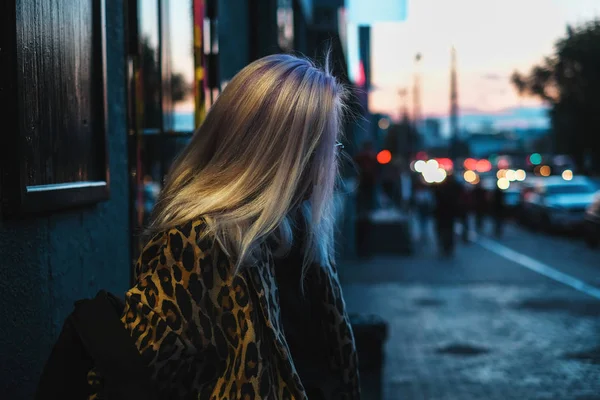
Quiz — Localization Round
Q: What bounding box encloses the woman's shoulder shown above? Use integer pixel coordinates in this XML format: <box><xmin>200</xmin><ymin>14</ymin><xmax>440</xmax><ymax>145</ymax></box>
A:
<box><xmin>135</xmin><ymin>218</ymin><xmax>215</xmax><ymax>278</ymax></box>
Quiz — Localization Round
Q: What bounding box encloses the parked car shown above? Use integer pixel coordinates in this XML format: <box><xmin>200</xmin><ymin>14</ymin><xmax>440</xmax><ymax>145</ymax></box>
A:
<box><xmin>522</xmin><ymin>177</ymin><xmax>597</xmax><ymax>232</ymax></box>
<box><xmin>584</xmin><ymin>191</ymin><xmax>600</xmax><ymax>247</ymax></box>
<box><xmin>504</xmin><ymin>184</ymin><xmax>521</xmax><ymax>217</ymax></box>
<box><xmin>517</xmin><ymin>177</ymin><xmax>546</xmax><ymax>227</ymax></box>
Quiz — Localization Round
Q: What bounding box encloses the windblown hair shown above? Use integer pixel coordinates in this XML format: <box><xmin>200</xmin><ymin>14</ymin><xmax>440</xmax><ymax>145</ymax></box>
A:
<box><xmin>149</xmin><ymin>53</ymin><xmax>347</xmax><ymax>274</ymax></box>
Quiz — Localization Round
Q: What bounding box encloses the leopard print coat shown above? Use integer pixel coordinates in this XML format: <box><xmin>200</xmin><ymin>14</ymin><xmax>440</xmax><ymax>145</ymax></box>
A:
<box><xmin>88</xmin><ymin>218</ymin><xmax>360</xmax><ymax>399</ymax></box>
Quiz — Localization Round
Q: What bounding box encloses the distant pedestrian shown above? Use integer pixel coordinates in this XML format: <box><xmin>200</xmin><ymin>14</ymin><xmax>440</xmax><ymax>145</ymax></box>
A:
<box><xmin>458</xmin><ymin>184</ymin><xmax>473</xmax><ymax>242</ymax></box>
<box><xmin>399</xmin><ymin>164</ymin><xmax>413</xmax><ymax>212</ymax></box>
<box><xmin>381</xmin><ymin>160</ymin><xmax>400</xmax><ymax>208</ymax></box>
<box><xmin>354</xmin><ymin>141</ymin><xmax>378</xmax><ymax>258</ymax></box>
<box><xmin>414</xmin><ymin>182</ymin><xmax>434</xmax><ymax>241</ymax></box>
<box><xmin>492</xmin><ymin>185</ymin><xmax>506</xmax><ymax>237</ymax></box>
<box><xmin>433</xmin><ymin>173</ymin><xmax>462</xmax><ymax>256</ymax></box>
<box><xmin>472</xmin><ymin>181</ymin><xmax>488</xmax><ymax>234</ymax></box>
<box><xmin>354</xmin><ymin>141</ymin><xmax>378</xmax><ymax>216</ymax></box>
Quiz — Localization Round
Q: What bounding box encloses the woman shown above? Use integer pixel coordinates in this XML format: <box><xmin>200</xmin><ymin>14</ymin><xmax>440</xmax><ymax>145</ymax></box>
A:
<box><xmin>88</xmin><ymin>54</ymin><xmax>360</xmax><ymax>399</ymax></box>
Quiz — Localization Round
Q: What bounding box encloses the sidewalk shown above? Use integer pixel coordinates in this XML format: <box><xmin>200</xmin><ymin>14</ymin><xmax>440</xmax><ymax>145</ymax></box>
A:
<box><xmin>340</xmin><ymin>226</ymin><xmax>600</xmax><ymax>399</ymax></box>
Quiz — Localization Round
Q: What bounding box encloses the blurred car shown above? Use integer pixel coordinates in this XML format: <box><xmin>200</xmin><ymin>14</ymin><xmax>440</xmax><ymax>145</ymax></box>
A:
<box><xmin>584</xmin><ymin>191</ymin><xmax>600</xmax><ymax>247</ymax></box>
<box><xmin>499</xmin><ymin>179</ymin><xmax>521</xmax><ymax>214</ymax></box>
<box><xmin>521</xmin><ymin>176</ymin><xmax>597</xmax><ymax>232</ymax></box>
<box><xmin>517</xmin><ymin>177</ymin><xmax>546</xmax><ymax>226</ymax></box>
<box><xmin>504</xmin><ymin>187</ymin><xmax>521</xmax><ymax>216</ymax></box>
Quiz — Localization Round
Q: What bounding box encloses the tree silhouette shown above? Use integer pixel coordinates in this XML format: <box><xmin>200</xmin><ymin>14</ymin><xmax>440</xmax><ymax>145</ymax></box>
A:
<box><xmin>511</xmin><ymin>19</ymin><xmax>600</xmax><ymax>173</ymax></box>
<box><xmin>139</xmin><ymin>37</ymin><xmax>190</xmax><ymax>129</ymax></box>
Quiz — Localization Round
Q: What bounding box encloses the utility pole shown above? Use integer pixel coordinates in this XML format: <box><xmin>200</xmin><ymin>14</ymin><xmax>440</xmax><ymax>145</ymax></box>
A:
<box><xmin>450</xmin><ymin>46</ymin><xmax>459</xmax><ymax>155</ymax></box>
<box><xmin>398</xmin><ymin>88</ymin><xmax>408</xmax><ymax>119</ymax></box>
<box><xmin>413</xmin><ymin>53</ymin><xmax>422</xmax><ymax>131</ymax></box>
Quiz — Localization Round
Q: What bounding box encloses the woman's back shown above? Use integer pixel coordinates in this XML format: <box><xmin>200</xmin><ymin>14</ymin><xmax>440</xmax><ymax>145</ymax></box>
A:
<box><xmin>87</xmin><ymin>53</ymin><xmax>360</xmax><ymax>399</ymax></box>
<box><xmin>88</xmin><ymin>221</ymin><xmax>359</xmax><ymax>399</ymax></box>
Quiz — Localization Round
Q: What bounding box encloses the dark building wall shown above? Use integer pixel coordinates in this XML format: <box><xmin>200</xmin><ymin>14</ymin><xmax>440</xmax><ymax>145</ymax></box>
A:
<box><xmin>219</xmin><ymin>0</ymin><xmax>250</xmax><ymax>82</ymax></box>
<box><xmin>0</xmin><ymin>2</ymin><xmax>130</xmax><ymax>398</ymax></box>
<box><xmin>248</xmin><ymin>0</ymin><xmax>279</xmax><ymax>60</ymax></box>
<box><xmin>293</xmin><ymin>0</ymin><xmax>309</xmax><ymax>55</ymax></box>
<box><xmin>358</xmin><ymin>25</ymin><xmax>371</xmax><ymax>90</ymax></box>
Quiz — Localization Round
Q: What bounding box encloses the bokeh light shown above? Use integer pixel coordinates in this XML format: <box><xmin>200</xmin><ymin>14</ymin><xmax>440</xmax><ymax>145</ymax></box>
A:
<box><xmin>423</xmin><ymin>167</ymin><xmax>447</xmax><ymax>184</ymax></box>
<box><xmin>414</xmin><ymin>160</ymin><xmax>426</xmax><ymax>173</ymax></box>
<box><xmin>562</xmin><ymin>169</ymin><xmax>573</xmax><ymax>181</ymax></box>
<box><xmin>497</xmin><ymin>177</ymin><xmax>510</xmax><ymax>190</ymax></box>
<box><xmin>464</xmin><ymin>158</ymin><xmax>478</xmax><ymax>171</ymax></box>
<box><xmin>497</xmin><ymin>169</ymin><xmax>507</xmax><ymax>179</ymax></box>
<box><xmin>515</xmin><ymin>169</ymin><xmax>526</xmax><ymax>181</ymax></box>
<box><xmin>377</xmin><ymin>150</ymin><xmax>392</xmax><ymax>164</ymax></box>
<box><xmin>476</xmin><ymin>159</ymin><xmax>492</xmax><ymax>173</ymax></box>
<box><xmin>530</xmin><ymin>153</ymin><xmax>542</xmax><ymax>165</ymax></box>
<box><xmin>378</xmin><ymin>118</ymin><xmax>390</xmax><ymax>130</ymax></box>
<box><xmin>426</xmin><ymin>159</ymin><xmax>439</xmax><ymax>169</ymax></box>
<box><xmin>464</xmin><ymin>170</ymin><xmax>477</xmax><ymax>183</ymax></box>
<box><xmin>415</xmin><ymin>151</ymin><xmax>428</xmax><ymax>160</ymax></box>
<box><xmin>497</xmin><ymin>158</ymin><xmax>510</xmax><ymax>169</ymax></box>
<box><xmin>506</xmin><ymin>169</ymin><xmax>516</xmax><ymax>182</ymax></box>
<box><xmin>435</xmin><ymin>168</ymin><xmax>447</xmax><ymax>183</ymax></box>
<box><xmin>540</xmin><ymin>165</ymin><xmax>551</xmax><ymax>177</ymax></box>
<box><xmin>437</xmin><ymin>158</ymin><xmax>454</xmax><ymax>171</ymax></box>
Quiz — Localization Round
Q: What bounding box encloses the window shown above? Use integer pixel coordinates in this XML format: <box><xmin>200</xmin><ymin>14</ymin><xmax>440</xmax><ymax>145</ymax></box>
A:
<box><xmin>1</xmin><ymin>0</ymin><xmax>109</xmax><ymax>214</ymax></box>
<box><xmin>164</xmin><ymin>0</ymin><xmax>196</xmax><ymax>132</ymax></box>
<box><xmin>277</xmin><ymin>0</ymin><xmax>294</xmax><ymax>52</ymax></box>
<box><xmin>128</xmin><ymin>0</ymin><xmax>216</xmax><ymax>267</ymax></box>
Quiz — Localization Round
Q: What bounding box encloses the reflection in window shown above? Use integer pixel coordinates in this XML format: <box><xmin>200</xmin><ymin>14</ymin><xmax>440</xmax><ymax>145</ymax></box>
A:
<box><xmin>166</xmin><ymin>0</ymin><xmax>195</xmax><ymax>133</ymax></box>
<box><xmin>277</xmin><ymin>0</ymin><xmax>294</xmax><ymax>53</ymax></box>
<box><xmin>139</xmin><ymin>135</ymin><xmax>192</xmax><ymax>223</ymax></box>
<box><xmin>139</xmin><ymin>0</ymin><xmax>161</xmax><ymax>131</ymax></box>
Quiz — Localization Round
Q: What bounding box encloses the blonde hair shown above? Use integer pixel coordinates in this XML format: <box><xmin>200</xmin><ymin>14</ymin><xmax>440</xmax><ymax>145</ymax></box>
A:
<box><xmin>149</xmin><ymin>53</ymin><xmax>347</xmax><ymax>274</ymax></box>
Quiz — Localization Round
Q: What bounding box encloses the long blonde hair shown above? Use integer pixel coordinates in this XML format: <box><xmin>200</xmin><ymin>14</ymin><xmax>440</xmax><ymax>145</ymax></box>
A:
<box><xmin>149</xmin><ymin>53</ymin><xmax>347</xmax><ymax>273</ymax></box>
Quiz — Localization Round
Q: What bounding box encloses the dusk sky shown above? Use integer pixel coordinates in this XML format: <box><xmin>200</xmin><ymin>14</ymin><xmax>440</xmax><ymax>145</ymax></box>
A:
<box><xmin>346</xmin><ymin>0</ymin><xmax>600</xmax><ymax>125</ymax></box>
<box><xmin>164</xmin><ymin>0</ymin><xmax>600</xmax><ymax>131</ymax></box>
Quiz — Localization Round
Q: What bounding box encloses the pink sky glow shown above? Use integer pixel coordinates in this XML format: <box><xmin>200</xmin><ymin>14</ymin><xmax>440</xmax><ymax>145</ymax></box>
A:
<box><xmin>366</xmin><ymin>0</ymin><xmax>600</xmax><ymax>121</ymax></box>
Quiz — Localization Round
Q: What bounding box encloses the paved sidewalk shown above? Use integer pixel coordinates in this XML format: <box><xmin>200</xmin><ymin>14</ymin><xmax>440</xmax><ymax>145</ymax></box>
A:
<box><xmin>340</xmin><ymin>237</ymin><xmax>600</xmax><ymax>399</ymax></box>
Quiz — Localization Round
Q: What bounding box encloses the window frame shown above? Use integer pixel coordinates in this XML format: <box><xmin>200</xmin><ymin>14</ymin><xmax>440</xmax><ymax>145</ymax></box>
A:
<box><xmin>0</xmin><ymin>0</ymin><xmax>110</xmax><ymax>216</ymax></box>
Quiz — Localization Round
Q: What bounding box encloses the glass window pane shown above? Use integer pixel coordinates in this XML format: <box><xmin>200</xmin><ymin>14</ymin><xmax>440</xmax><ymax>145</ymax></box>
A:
<box><xmin>139</xmin><ymin>135</ymin><xmax>192</xmax><ymax>224</ymax></box>
<box><xmin>139</xmin><ymin>0</ymin><xmax>161</xmax><ymax>130</ymax></box>
<box><xmin>166</xmin><ymin>0</ymin><xmax>195</xmax><ymax>133</ymax></box>
<box><xmin>277</xmin><ymin>0</ymin><xmax>294</xmax><ymax>52</ymax></box>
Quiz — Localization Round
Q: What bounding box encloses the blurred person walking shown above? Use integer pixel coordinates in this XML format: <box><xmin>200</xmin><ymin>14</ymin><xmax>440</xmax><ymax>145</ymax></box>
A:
<box><xmin>472</xmin><ymin>181</ymin><xmax>488</xmax><ymax>234</ymax></box>
<box><xmin>458</xmin><ymin>184</ymin><xmax>473</xmax><ymax>243</ymax></box>
<box><xmin>81</xmin><ymin>54</ymin><xmax>360</xmax><ymax>399</ymax></box>
<box><xmin>399</xmin><ymin>163</ymin><xmax>413</xmax><ymax>212</ymax></box>
<box><xmin>354</xmin><ymin>140</ymin><xmax>378</xmax><ymax>214</ymax></box>
<box><xmin>492</xmin><ymin>185</ymin><xmax>506</xmax><ymax>237</ymax></box>
<box><xmin>381</xmin><ymin>160</ymin><xmax>399</xmax><ymax>208</ymax></box>
<box><xmin>433</xmin><ymin>173</ymin><xmax>463</xmax><ymax>256</ymax></box>
<box><xmin>414</xmin><ymin>181</ymin><xmax>434</xmax><ymax>241</ymax></box>
<box><xmin>354</xmin><ymin>141</ymin><xmax>378</xmax><ymax>258</ymax></box>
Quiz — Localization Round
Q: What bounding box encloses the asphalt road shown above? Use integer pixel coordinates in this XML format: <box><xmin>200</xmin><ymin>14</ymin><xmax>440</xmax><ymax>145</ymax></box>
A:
<box><xmin>495</xmin><ymin>221</ymin><xmax>600</xmax><ymax>289</ymax></box>
<box><xmin>339</xmin><ymin>218</ymin><xmax>600</xmax><ymax>400</ymax></box>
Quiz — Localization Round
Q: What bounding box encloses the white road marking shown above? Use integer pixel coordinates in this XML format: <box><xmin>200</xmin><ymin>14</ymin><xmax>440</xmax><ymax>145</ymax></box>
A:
<box><xmin>477</xmin><ymin>237</ymin><xmax>600</xmax><ymax>300</ymax></box>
